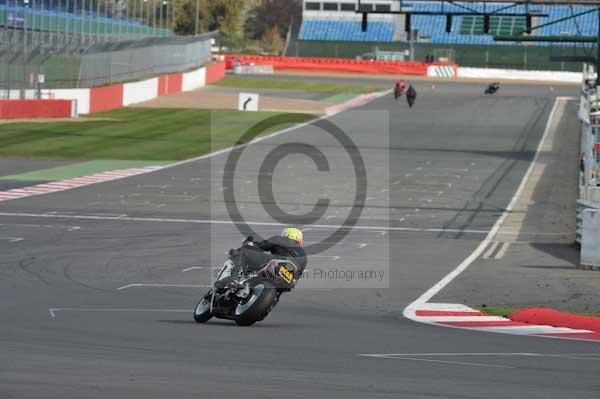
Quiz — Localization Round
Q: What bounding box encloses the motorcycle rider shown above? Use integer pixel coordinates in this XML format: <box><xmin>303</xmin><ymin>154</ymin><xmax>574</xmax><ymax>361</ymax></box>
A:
<box><xmin>485</xmin><ymin>82</ymin><xmax>500</xmax><ymax>94</ymax></box>
<box><xmin>215</xmin><ymin>227</ymin><xmax>307</xmax><ymax>289</ymax></box>
<box><xmin>406</xmin><ymin>84</ymin><xmax>417</xmax><ymax>107</ymax></box>
<box><xmin>394</xmin><ymin>79</ymin><xmax>407</xmax><ymax>99</ymax></box>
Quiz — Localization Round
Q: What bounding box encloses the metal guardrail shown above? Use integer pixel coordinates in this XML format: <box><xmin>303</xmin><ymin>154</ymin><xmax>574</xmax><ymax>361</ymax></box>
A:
<box><xmin>576</xmin><ymin>199</ymin><xmax>600</xmax><ymax>244</ymax></box>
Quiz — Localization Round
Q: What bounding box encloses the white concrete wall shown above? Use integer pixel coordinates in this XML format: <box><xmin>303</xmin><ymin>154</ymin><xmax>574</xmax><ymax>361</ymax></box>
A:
<box><xmin>49</xmin><ymin>89</ymin><xmax>91</xmax><ymax>115</ymax></box>
<box><xmin>182</xmin><ymin>67</ymin><xmax>206</xmax><ymax>91</ymax></box>
<box><xmin>458</xmin><ymin>67</ymin><xmax>582</xmax><ymax>83</ymax></box>
<box><xmin>123</xmin><ymin>77</ymin><xmax>159</xmax><ymax>106</ymax></box>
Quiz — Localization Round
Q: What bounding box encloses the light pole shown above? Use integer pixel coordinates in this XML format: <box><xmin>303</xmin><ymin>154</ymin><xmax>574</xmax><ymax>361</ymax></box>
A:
<box><xmin>159</xmin><ymin>0</ymin><xmax>164</xmax><ymax>36</ymax></box>
<box><xmin>194</xmin><ymin>0</ymin><xmax>199</xmax><ymax>35</ymax></box>
<box><xmin>143</xmin><ymin>0</ymin><xmax>149</xmax><ymax>37</ymax></box>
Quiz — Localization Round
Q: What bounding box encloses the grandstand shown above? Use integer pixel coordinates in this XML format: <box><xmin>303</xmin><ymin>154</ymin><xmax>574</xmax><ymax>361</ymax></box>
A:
<box><xmin>299</xmin><ymin>0</ymin><xmax>598</xmax><ymax>45</ymax></box>
<box><xmin>0</xmin><ymin>0</ymin><xmax>171</xmax><ymax>40</ymax></box>
<box><xmin>0</xmin><ymin>0</ymin><xmax>212</xmax><ymax>94</ymax></box>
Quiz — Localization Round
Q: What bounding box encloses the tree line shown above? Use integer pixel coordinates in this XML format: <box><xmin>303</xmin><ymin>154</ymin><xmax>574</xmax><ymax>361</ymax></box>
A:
<box><xmin>174</xmin><ymin>0</ymin><xmax>302</xmax><ymax>53</ymax></box>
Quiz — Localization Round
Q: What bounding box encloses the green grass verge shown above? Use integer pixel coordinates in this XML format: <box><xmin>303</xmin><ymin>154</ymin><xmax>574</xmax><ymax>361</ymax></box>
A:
<box><xmin>475</xmin><ymin>305</ymin><xmax>600</xmax><ymax>318</ymax></box>
<box><xmin>0</xmin><ymin>108</ymin><xmax>316</xmax><ymax>161</ymax></box>
<box><xmin>214</xmin><ymin>76</ymin><xmax>381</xmax><ymax>94</ymax></box>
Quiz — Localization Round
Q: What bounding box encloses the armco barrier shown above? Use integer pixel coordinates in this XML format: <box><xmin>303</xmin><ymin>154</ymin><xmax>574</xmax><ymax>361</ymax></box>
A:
<box><xmin>580</xmin><ymin>206</ymin><xmax>600</xmax><ymax>268</ymax></box>
<box><xmin>90</xmin><ymin>84</ymin><xmax>123</xmax><ymax>113</ymax></box>
<box><xmin>0</xmin><ymin>99</ymin><xmax>74</xmax><ymax>119</ymax></box>
<box><xmin>229</xmin><ymin>55</ymin><xmax>431</xmax><ymax>76</ymax></box>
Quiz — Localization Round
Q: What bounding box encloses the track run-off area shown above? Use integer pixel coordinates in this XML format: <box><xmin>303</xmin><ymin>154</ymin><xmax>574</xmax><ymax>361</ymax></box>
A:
<box><xmin>2</xmin><ymin>81</ymin><xmax>599</xmax><ymax>399</ymax></box>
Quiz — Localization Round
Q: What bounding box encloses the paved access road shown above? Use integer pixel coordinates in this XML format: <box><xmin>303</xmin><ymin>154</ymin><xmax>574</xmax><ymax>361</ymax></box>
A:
<box><xmin>2</xmin><ymin>82</ymin><xmax>599</xmax><ymax>399</ymax></box>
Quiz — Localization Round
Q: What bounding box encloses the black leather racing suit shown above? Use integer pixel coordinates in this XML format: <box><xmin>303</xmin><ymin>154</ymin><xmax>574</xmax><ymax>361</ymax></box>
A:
<box><xmin>406</xmin><ymin>85</ymin><xmax>417</xmax><ymax>107</ymax></box>
<box><xmin>237</xmin><ymin>236</ymin><xmax>307</xmax><ymax>275</ymax></box>
<box><xmin>215</xmin><ymin>236</ymin><xmax>307</xmax><ymax>289</ymax></box>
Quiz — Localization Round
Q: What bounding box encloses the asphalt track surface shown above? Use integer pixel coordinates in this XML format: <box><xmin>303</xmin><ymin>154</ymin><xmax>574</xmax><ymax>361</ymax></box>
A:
<box><xmin>2</xmin><ymin>82</ymin><xmax>600</xmax><ymax>399</ymax></box>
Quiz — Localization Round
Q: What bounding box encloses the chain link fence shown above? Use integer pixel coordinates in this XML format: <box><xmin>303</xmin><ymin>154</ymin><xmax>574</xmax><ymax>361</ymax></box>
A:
<box><xmin>0</xmin><ymin>31</ymin><xmax>215</xmax><ymax>95</ymax></box>
<box><xmin>0</xmin><ymin>0</ymin><xmax>215</xmax><ymax>95</ymax></box>
<box><xmin>78</xmin><ymin>34</ymin><xmax>214</xmax><ymax>87</ymax></box>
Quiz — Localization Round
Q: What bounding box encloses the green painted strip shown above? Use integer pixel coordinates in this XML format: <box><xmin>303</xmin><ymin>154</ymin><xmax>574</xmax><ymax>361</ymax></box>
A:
<box><xmin>323</xmin><ymin>93</ymin><xmax>359</xmax><ymax>104</ymax></box>
<box><xmin>1</xmin><ymin>160</ymin><xmax>174</xmax><ymax>182</ymax></box>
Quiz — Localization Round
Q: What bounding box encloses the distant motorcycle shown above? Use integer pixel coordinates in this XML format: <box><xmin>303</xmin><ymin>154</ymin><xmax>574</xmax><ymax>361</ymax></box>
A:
<box><xmin>394</xmin><ymin>80</ymin><xmax>407</xmax><ymax>99</ymax></box>
<box><xmin>193</xmin><ymin>237</ymin><xmax>299</xmax><ymax>326</ymax></box>
<box><xmin>485</xmin><ymin>82</ymin><xmax>500</xmax><ymax>95</ymax></box>
<box><xmin>406</xmin><ymin>85</ymin><xmax>417</xmax><ymax>107</ymax></box>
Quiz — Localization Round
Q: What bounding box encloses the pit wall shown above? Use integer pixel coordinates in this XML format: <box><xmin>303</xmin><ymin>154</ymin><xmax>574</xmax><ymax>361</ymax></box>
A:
<box><xmin>226</xmin><ymin>54</ymin><xmax>457</xmax><ymax>77</ymax></box>
<box><xmin>1</xmin><ymin>61</ymin><xmax>226</xmax><ymax>116</ymax></box>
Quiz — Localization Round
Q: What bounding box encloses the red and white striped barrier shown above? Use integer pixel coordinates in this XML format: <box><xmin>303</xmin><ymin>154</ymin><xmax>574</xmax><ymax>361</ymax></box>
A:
<box><xmin>0</xmin><ymin>166</ymin><xmax>163</xmax><ymax>203</ymax></box>
<box><xmin>427</xmin><ymin>64</ymin><xmax>458</xmax><ymax>78</ymax></box>
<box><xmin>1</xmin><ymin>62</ymin><xmax>226</xmax><ymax>117</ymax></box>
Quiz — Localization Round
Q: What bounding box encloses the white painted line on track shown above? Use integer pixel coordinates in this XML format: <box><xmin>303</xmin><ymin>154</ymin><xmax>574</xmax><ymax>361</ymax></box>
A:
<box><xmin>311</xmin><ymin>255</ymin><xmax>341</xmax><ymax>261</ymax></box>
<box><xmin>403</xmin><ymin>97</ymin><xmax>563</xmax><ymax>315</ymax></box>
<box><xmin>117</xmin><ymin>284</ymin><xmax>212</xmax><ymax>290</ymax></box>
<box><xmin>416</xmin><ymin>316</ymin><xmax>508</xmax><ymax>322</ymax></box>
<box><xmin>1</xmin><ymin>237</ymin><xmax>24</xmax><ymax>242</ymax></box>
<box><xmin>358</xmin><ymin>354</ymin><xmax>514</xmax><ymax>368</ymax></box>
<box><xmin>358</xmin><ymin>353</ymin><xmax>600</xmax><ymax>361</ymax></box>
<box><xmin>0</xmin><ymin>223</ymin><xmax>81</xmax><ymax>230</ymax></box>
<box><xmin>0</xmin><ymin>212</ymin><xmax>490</xmax><ymax>235</ymax></box>
<box><xmin>49</xmin><ymin>308</ymin><xmax>190</xmax><ymax>318</ymax></box>
<box><xmin>182</xmin><ymin>266</ymin><xmax>220</xmax><ymax>272</ymax></box>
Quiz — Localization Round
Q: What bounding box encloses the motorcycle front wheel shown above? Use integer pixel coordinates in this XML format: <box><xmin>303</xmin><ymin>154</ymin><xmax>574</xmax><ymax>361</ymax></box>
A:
<box><xmin>193</xmin><ymin>290</ymin><xmax>213</xmax><ymax>323</ymax></box>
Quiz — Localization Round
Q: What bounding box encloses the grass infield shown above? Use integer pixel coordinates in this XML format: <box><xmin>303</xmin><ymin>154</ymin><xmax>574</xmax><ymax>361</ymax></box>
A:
<box><xmin>214</xmin><ymin>76</ymin><xmax>381</xmax><ymax>94</ymax></box>
<box><xmin>0</xmin><ymin>108</ymin><xmax>316</xmax><ymax>161</ymax></box>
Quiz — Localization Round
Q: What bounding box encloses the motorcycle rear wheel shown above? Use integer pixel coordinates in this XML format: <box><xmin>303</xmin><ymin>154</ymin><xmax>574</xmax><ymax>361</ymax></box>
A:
<box><xmin>234</xmin><ymin>280</ymin><xmax>277</xmax><ymax>326</ymax></box>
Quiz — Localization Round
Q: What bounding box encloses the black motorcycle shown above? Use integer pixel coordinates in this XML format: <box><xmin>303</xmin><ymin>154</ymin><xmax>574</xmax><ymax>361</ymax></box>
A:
<box><xmin>406</xmin><ymin>86</ymin><xmax>417</xmax><ymax>107</ymax></box>
<box><xmin>485</xmin><ymin>82</ymin><xmax>500</xmax><ymax>95</ymax></box>
<box><xmin>193</xmin><ymin>239</ymin><xmax>299</xmax><ymax>326</ymax></box>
